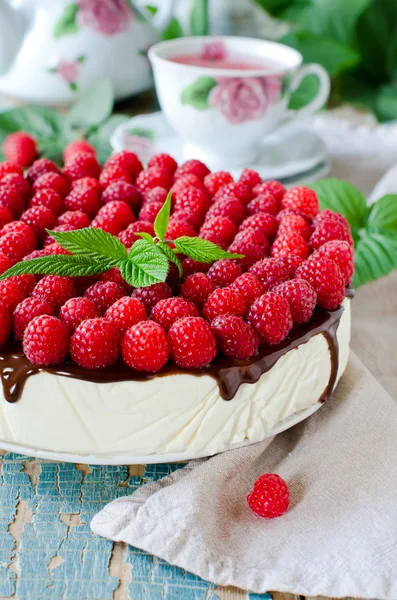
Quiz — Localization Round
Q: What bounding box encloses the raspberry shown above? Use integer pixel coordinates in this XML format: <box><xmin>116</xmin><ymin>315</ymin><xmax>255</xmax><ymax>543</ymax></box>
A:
<box><xmin>1</xmin><ymin>173</ymin><xmax>32</xmax><ymax>202</ymax></box>
<box><xmin>238</xmin><ymin>212</ymin><xmax>278</xmax><ymax>239</ymax></box>
<box><xmin>276</xmin><ymin>208</ymin><xmax>311</xmax><ymax>224</ymax></box>
<box><xmin>101</xmin><ymin>267</ymin><xmax>133</xmax><ymax>293</ymax></box>
<box><xmin>247</xmin><ymin>193</ymin><xmax>279</xmax><ymax>217</ymax></box>
<box><xmin>23</xmin><ymin>315</ymin><xmax>70</xmax><ymax>366</ymax></box>
<box><xmin>0</xmin><ymin>161</ymin><xmax>23</xmax><ymax>180</ymax></box>
<box><xmin>0</xmin><ymin>279</ymin><xmax>26</xmax><ymax>311</ymax></box>
<box><xmin>33</xmin><ymin>172</ymin><xmax>70</xmax><ymax>199</ymax></box>
<box><xmin>64</xmin><ymin>186</ymin><xmax>101</xmax><ymax>218</ymax></box>
<box><xmin>202</xmin><ymin>287</ymin><xmax>245</xmax><ymax>321</ymax></box>
<box><xmin>44</xmin><ymin>224</ymin><xmax>75</xmax><ymax>247</ymax></box>
<box><xmin>228</xmin><ymin>236</ymin><xmax>269</xmax><ymax>270</ymax></box>
<box><xmin>211</xmin><ymin>314</ymin><xmax>259</xmax><ymax>359</ymax></box>
<box><xmin>281</xmin><ymin>186</ymin><xmax>319</xmax><ymax>218</ymax></box>
<box><xmin>32</xmin><ymin>275</ymin><xmax>75</xmax><ymax>310</ymax></box>
<box><xmin>101</xmin><ymin>181</ymin><xmax>141</xmax><ymax>211</ymax></box>
<box><xmin>174</xmin><ymin>187</ymin><xmax>210</xmax><ymax>216</ymax></box>
<box><xmin>271</xmin><ymin>232</ymin><xmax>309</xmax><ymax>259</ymax></box>
<box><xmin>72</xmin><ymin>177</ymin><xmax>102</xmax><ymax>193</ymax></box>
<box><xmin>151</xmin><ymin>297</ymin><xmax>199</xmax><ymax>332</ymax></box>
<box><xmin>171</xmin><ymin>174</ymin><xmax>204</xmax><ymax>197</ymax></box>
<box><xmin>273</xmin><ymin>279</ymin><xmax>317</xmax><ymax>325</ymax></box>
<box><xmin>0</xmin><ymin>231</ymin><xmax>36</xmax><ymax>263</ymax></box>
<box><xmin>138</xmin><ymin>201</ymin><xmax>163</xmax><ymax>223</ymax></box>
<box><xmin>247</xmin><ymin>473</ymin><xmax>289</xmax><ymax>518</ymax></box>
<box><xmin>314</xmin><ymin>208</ymin><xmax>348</xmax><ymax>227</ymax></box>
<box><xmin>247</xmin><ymin>292</ymin><xmax>293</xmax><ymax>344</ymax></box>
<box><xmin>204</xmin><ymin>171</ymin><xmax>234</xmax><ymax>197</ymax></box>
<box><xmin>3</xmin><ymin>132</ymin><xmax>37</xmax><ymax>167</ymax></box>
<box><xmin>84</xmin><ymin>281</ymin><xmax>125</xmax><ymax>313</ymax></box>
<box><xmin>63</xmin><ymin>140</ymin><xmax>96</xmax><ymax>162</ymax></box>
<box><xmin>310</xmin><ymin>214</ymin><xmax>353</xmax><ymax>250</ymax></box>
<box><xmin>44</xmin><ymin>242</ymin><xmax>70</xmax><ymax>255</ymax></box>
<box><xmin>279</xmin><ymin>254</ymin><xmax>304</xmax><ymax>276</ymax></box>
<box><xmin>99</xmin><ymin>165</ymin><xmax>132</xmax><ymax>188</ymax></box>
<box><xmin>166</xmin><ymin>218</ymin><xmax>196</xmax><ymax>240</ymax></box>
<box><xmin>200</xmin><ymin>217</ymin><xmax>237</xmax><ymax>249</ymax></box>
<box><xmin>182</xmin><ymin>258</ymin><xmax>210</xmax><ymax>278</ymax></box>
<box><xmin>166</xmin><ymin>262</ymin><xmax>181</xmax><ymax>293</ymax></box>
<box><xmin>58</xmin><ymin>297</ymin><xmax>99</xmax><ymax>332</ymax></box>
<box><xmin>207</xmin><ymin>259</ymin><xmax>242</xmax><ymax>288</ymax></box>
<box><xmin>13</xmin><ymin>297</ymin><xmax>55</xmax><ymax>340</ymax></box>
<box><xmin>142</xmin><ymin>186</ymin><xmax>168</xmax><ymax>205</ymax></box>
<box><xmin>233</xmin><ymin>228</ymin><xmax>269</xmax><ymax>250</ymax></box>
<box><xmin>278</xmin><ymin>213</ymin><xmax>312</xmax><ymax>241</ymax></box>
<box><xmin>230</xmin><ymin>273</ymin><xmax>265</xmax><ymax>308</ymax></box>
<box><xmin>172</xmin><ymin>209</ymin><xmax>202</xmax><ymax>231</ymax></box>
<box><xmin>249</xmin><ymin>258</ymin><xmax>289</xmax><ymax>291</ymax></box>
<box><xmin>168</xmin><ymin>316</ymin><xmax>217</xmax><ymax>368</ymax></box>
<box><xmin>104</xmin><ymin>296</ymin><xmax>147</xmax><ymax>334</ymax></box>
<box><xmin>239</xmin><ymin>168</ymin><xmax>262</xmax><ymax>190</ymax></box>
<box><xmin>26</xmin><ymin>158</ymin><xmax>60</xmax><ymax>184</ymax></box>
<box><xmin>10</xmin><ymin>274</ymin><xmax>36</xmax><ymax>296</ymax></box>
<box><xmin>180</xmin><ymin>273</ymin><xmax>214</xmax><ymax>308</ymax></box>
<box><xmin>253</xmin><ymin>180</ymin><xmax>286</xmax><ymax>202</ymax></box>
<box><xmin>93</xmin><ymin>200</ymin><xmax>135</xmax><ymax>234</ymax></box>
<box><xmin>0</xmin><ymin>252</ymin><xmax>11</xmax><ymax>274</ymax></box>
<box><xmin>314</xmin><ymin>240</ymin><xmax>354</xmax><ymax>285</ymax></box>
<box><xmin>148</xmin><ymin>153</ymin><xmax>178</xmax><ymax>174</ymax></box>
<box><xmin>118</xmin><ymin>220</ymin><xmax>155</xmax><ymax>247</ymax></box>
<box><xmin>205</xmin><ymin>196</ymin><xmax>246</xmax><ymax>226</ymax></box>
<box><xmin>70</xmin><ymin>318</ymin><xmax>121</xmax><ymax>369</ymax></box>
<box><xmin>174</xmin><ymin>159</ymin><xmax>210</xmax><ymax>181</ymax></box>
<box><xmin>63</xmin><ymin>152</ymin><xmax>101</xmax><ymax>181</ymax></box>
<box><xmin>213</xmin><ymin>182</ymin><xmax>252</xmax><ymax>205</ymax></box>
<box><xmin>2</xmin><ymin>220</ymin><xmax>38</xmax><ymax>247</ymax></box>
<box><xmin>132</xmin><ymin>282</ymin><xmax>172</xmax><ymax>313</ymax></box>
<box><xmin>296</xmin><ymin>256</ymin><xmax>345</xmax><ymax>310</ymax></box>
<box><xmin>29</xmin><ymin>189</ymin><xmax>64</xmax><ymax>216</ymax></box>
<box><xmin>121</xmin><ymin>321</ymin><xmax>168</xmax><ymax>372</ymax></box>
<box><xmin>104</xmin><ymin>151</ymin><xmax>143</xmax><ymax>179</ymax></box>
<box><xmin>20</xmin><ymin>206</ymin><xmax>57</xmax><ymax>242</ymax></box>
<box><xmin>57</xmin><ymin>210</ymin><xmax>91</xmax><ymax>229</ymax></box>
<box><xmin>0</xmin><ymin>185</ymin><xmax>25</xmax><ymax>218</ymax></box>
<box><xmin>136</xmin><ymin>167</ymin><xmax>172</xmax><ymax>192</ymax></box>
<box><xmin>0</xmin><ymin>301</ymin><xmax>11</xmax><ymax>346</ymax></box>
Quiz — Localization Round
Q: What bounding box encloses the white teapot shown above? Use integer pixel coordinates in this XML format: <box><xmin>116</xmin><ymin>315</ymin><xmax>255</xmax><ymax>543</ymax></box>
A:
<box><xmin>0</xmin><ymin>0</ymin><xmax>173</xmax><ymax>106</ymax></box>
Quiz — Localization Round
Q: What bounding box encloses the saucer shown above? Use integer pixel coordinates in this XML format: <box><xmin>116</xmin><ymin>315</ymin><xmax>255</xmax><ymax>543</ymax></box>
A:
<box><xmin>111</xmin><ymin>111</ymin><xmax>330</xmax><ymax>184</ymax></box>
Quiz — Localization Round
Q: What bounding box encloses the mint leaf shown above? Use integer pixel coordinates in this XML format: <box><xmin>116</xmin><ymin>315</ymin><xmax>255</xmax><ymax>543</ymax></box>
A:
<box><xmin>125</xmin><ymin>240</ymin><xmax>169</xmax><ymax>287</ymax></box>
<box><xmin>354</xmin><ymin>231</ymin><xmax>397</xmax><ymax>287</ymax></box>
<box><xmin>0</xmin><ymin>255</ymin><xmax>112</xmax><ymax>280</ymax></box>
<box><xmin>367</xmin><ymin>194</ymin><xmax>397</xmax><ymax>233</ymax></box>
<box><xmin>53</xmin><ymin>3</ymin><xmax>79</xmax><ymax>38</ymax></box>
<box><xmin>48</xmin><ymin>227</ymin><xmax>127</xmax><ymax>265</ymax></box>
<box><xmin>154</xmin><ymin>193</ymin><xmax>171</xmax><ymax>241</ymax></box>
<box><xmin>158</xmin><ymin>241</ymin><xmax>183</xmax><ymax>277</ymax></box>
<box><xmin>66</xmin><ymin>80</ymin><xmax>114</xmax><ymax>129</ymax></box>
<box><xmin>134</xmin><ymin>232</ymin><xmax>155</xmax><ymax>243</ymax></box>
<box><xmin>174</xmin><ymin>237</ymin><xmax>244</xmax><ymax>262</ymax></box>
<box><xmin>181</xmin><ymin>77</ymin><xmax>217</xmax><ymax>110</ymax></box>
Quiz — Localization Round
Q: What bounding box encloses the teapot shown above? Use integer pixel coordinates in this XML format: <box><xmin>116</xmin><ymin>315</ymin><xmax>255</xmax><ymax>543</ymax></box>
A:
<box><xmin>0</xmin><ymin>0</ymin><xmax>173</xmax><ymax>106</ymax></box>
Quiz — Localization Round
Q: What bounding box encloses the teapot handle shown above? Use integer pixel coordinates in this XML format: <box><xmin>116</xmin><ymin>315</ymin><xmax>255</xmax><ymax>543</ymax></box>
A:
<box><xmin>151</xmin><ymin>0</ymin><xmax>175</xmax><ymax>30</ymax></box>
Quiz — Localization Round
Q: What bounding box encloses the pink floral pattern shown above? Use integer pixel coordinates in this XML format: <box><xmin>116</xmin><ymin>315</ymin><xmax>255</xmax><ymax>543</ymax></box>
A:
<box><xmin>48</xmin><ymin>56</ymin><xmax>85</xmax><ymax>91</ymax></box>
<box><xmin>77</xmin><ymin>0</ymin><xmax>133</xmax><ymax>36</ymax></box>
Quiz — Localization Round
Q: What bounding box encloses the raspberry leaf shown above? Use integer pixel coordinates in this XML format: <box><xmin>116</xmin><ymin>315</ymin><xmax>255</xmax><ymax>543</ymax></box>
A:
<box><xmin>153</xmin><ymin>192</ymin><xmax>172</xmax><ymax>241</ymax></box>
<box><xmin>174</xmin><ymin>236</ymin><xmax>244</xmax><ymax>262</ymax></box>
<box><xmin>0</xmin><ymin>255</ymin><xmax>113</xmax><ymax>279</ymax></box>
<box><xmin>125</xmin><ymin>239</ymin><xmax>169</xmax><ymax>287</ymax></box>
<box><xmin>158</xmin><ymin>241</ymin><xmax>183</xmax><ymax>277</ymax></box>
<box><xmin>133</xmin><ymin>232</ymin><xmax>155</xmax><ymax>243</ymax></box>
<box><xmin>48</xmin><ymin>227</ymin><xmax>127</xmax><ymax>266</ymax></box>
<box><xmin>367</xmin><ymin>194</ymin><xmax>397</xmax><ymax>233</ymax></box>
<box><xmin>354</xmin><ymin>231</ymin><xmax>397</xmax><ymax>287</ymax></box>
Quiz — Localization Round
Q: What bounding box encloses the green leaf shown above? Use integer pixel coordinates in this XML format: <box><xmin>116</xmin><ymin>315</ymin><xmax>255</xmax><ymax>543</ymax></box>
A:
<box><xmin>162</xmin><ymin>17</ymin><xmax>184</xmax><ymax>40</ymax></box>
<box><xmin>153</xmin><ymin>193</ymin><xmax>171</xmax><ymax>241</ymax></box>
<box><xmin>125</xmin><ymin>127</ymin><xmax>154</xmax><ymax>141</ymax></box>
<box><xmin>158</xmin><ymin>241</ymin><xmax>183</xmax><ymax>277</ymax></box>
<box><xmin>124</xmin><ymin>240</ymin><xmax>169</xmax><ymax>287</ymax></box>
<box><xmin>134</xmin><ymin>232</ymin><xmax>155</xmax><ymax>243</ymax></box>
<box><xmin>48</xmin><ymin>227</ymin><xmax>127</xmax><ymax>265</ymax></box>
<box><xmin>66</xmin><ymin>79</ymin><xmax>114</xmax><ymax>129</ymax></box>
<box><xmin>190</xmin><ymin>0</ymin><xmax>209</xmax><ymax>35</ymax></box>
<box><xmin>252</xmin><ymin>0</ymin><xmax>294</xmax><ymax>18</ymax></box>
<box><xmin>85</xmin><ymin>113</ymin><xmax>130</xmax><ymax>164</ymax></box>
<box><xmin>375</xmin><ymin>85</ymin><xmax>397</xmax><ymax>121</ymax></box>
<box><xmin>181</xmin><ymin>77</ymin><xmax>217</xmax><ymax>110</ymax></box>
<box><xmin>0</xmin><ymin>255</ymin><xmax>111</xmax><ymax>280</ymax></box>
<box><xmin>288</xmin><ymin>73</ymin><xmax>320</xmax><ymax>110</ymax></box>
<box><xmin>354</xmin><ymin>231</ymin><xmax>397</xmax><ymax>287</ymax></box>
<box><xmin>174</xmin><ymin>237</ymin><xmax>244</xmax><ymax>262</ymax></box>
<box><xmin>53</xmin><ymin>3</ymin><xmax>79</xmax><ymax>38</ymax></box>
<box><xmin>368</xmin><ymin>195</ymin><xmax>397</xmax><ymax>233</ymax></box>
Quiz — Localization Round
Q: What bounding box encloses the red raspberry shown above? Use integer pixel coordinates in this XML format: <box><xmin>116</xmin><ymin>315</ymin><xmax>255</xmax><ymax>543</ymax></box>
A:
<box><xmin>0</xmin><ymin>231</ymin><xmax>36</xmax><ymax>263</ymax></box>
<box><xmin>279</xmin><ymin>254</ymin><xmax>304</xmax><ymax>276</ymax></box>
<box><xmin>59</xmin><ymin>297</ymin><xmax>99</xmax><ymax>332</ymax></box>
<box><xmin>314</xmin><ymin>240</ymin><xmax>354</xmax><ymax>285</ymax></box>
<box><xmin>296</xmin><ymin>256</ymin><xmax>345</xmax><ymax>310</ymax></box>
<box><xmin>0</xmin><ymin>279</ymin><xmax>26</xmax><ymax>311</ymax></box>
<box><xmin>3</xmin><ymin>132</ymin><xmax>37</xmax><ymax>167</ymax></box>
<box><xmin>57</xmin><ymin>210</ymin><xmax>91</xmax><ymax>229</ymax></box>
<box><xmin>23</xmin><ymin>315</ymin><xmax>70</xmax><ymax>366</ymax></box>
<box><xmin>70</xmin><ymin>318</ymin><xmax>121</xmax><ymax>369</ymax></box>
<box><xmin>29</xmin><ymin>189</ymin><xmax>64</xmax><ymax>217</ymax></box>
<box><xmin>142</xmin><ymin>186</ymin><xmax>168</xmax><ymax>205</ymax></box>
<box><xmin>204</xmin><ymin>171</ymin><xmax>234</xmax><ymax>197</ymax></box>
<box><xmin>228</xmin><ymin>236</ymin><xmax>269</xmax><ymax>270</ymax></box>
<box><xmin>239</xmin><ymin>168</ymin><xmax>262</xmax><ymax>190</ymax></box>
<box><xmin>166</xmin><ymin>262</ymin><xmax>181</xmax><ymax>293</ymax></box>
<box><xmin>230</xmin><ymin>273</ymin><xmax>265</xmax><ymax>308</ymax></box>
<box><xmin>20</xmin><ymin>206</ymin><xmax>57</xmax><ymax>242</ymax></box>
<box><xmin>174</xmin><ymin>159</ymin><xmax>210</xmax><ymax>181</ymax></box>
<box><xmin>213</xmin><ymin>182</ymin><xmax>253</xmax><ymax>205</ymax></box>
<box><xmin>118</xmin><ymin>221</ymin><xmax>155</xmax><ymax>247</ymax></box>
<box><xmin>166</xmin><ymin>218</ymin><xmax>196</xmax><ymax>240</ymax></box>
<box><xmin>33</xmin><ymin>172</ymin><xmax>70</xmax><ymax>198</ymax></box>
<box><xmin>63</xmin><ymin>140</ymin><xmax>96</xmax><ymax>162</ymax></box>
<box><xmin>84</xmin><ymin>281</ymin><xmax>125</xmax><ymax>313</ymax></box>
<box><xmin>101</xmin><ymin>267</ymin><xmax>133</xmax><ymax>293</ymax></box>
<box><xmin>63</xmin><ymin>152</ymin><xmax>101</xmax><ymax>181</ymax></box>
<box><xmin>0</xmin><ymin>252</ymin><xmax>11</xmax><ymax>274</ymax></box>
<box><xmin>202</xmin><ymin>287</ymin><xmax>245</xmax><ymax>321</ymax></box>
<box><xmin>271</xmin><ymin>232</ymin><xmax>309</xmax><ymax>259</ymax></box>
<box><xmin>26</xmin><ymin>158</ymin><xmax>60</xmax><ymax>184</ymax></box>
<box><xmin>13</xmin><ymin>297</ymin><xmax>55</xmax><ymax>340</ymax></box>
<box><xmin>32</xmin><ymin>275</ymin><xmax>75</xmax><ymax>310</ymax></box>
<box><xmin>233</xmin><ymin>228</ymin><xmax>269</xmax><ymax>250</ymax></box>
<box><xmin>0</xmin><ymin>161</ymin><xmax>23</xmax><ymax>180</ymax></box>
<box><xmin>43</xmin><ymin>242</ymin><xmax>70</xmax><ymax>255</ymax></box>
<box><xmin>247</xmin><ymin>473</ymin><xmax>289</xmax><ymax>518</ymax></box>
<box><xmin>247</xmin><ymin>193</ymin><xmax>279</xmax><ymax>217</ymax></box>
<box><xmin>172</xmin><ymin>209</ymin><xmax>202</xmax><ymax>231</ymax></box>
<box><xmin>148</xmin><ymin>153</ymin><xmax>178</xmax><ymax>174</ymax></box>
<box><xmin>104</xmin><ymin>151</ymin><xmax>143</xmax><ymax>179</ymax></box>
<box><xmin>253</xmin><ymin>180</ymin><xmax>286</xmax><ymax>202</ymax></box>
<box><xmin>180</xmin><ymin>273</ymin><xmax>214</xmax><ymax>308</ymax></box>
<box><xmin>238</xmin><ymin>212</ymin><xmax>278</xmax><ymax>239</ymax></box>
<box><xmin>247</xmin><ymin>292</ymin><xmax>293</xmax><ymax>344</ymax></box>
<box><xmin>136</xmin><ymin>167</ymin><xmax>172</xmax><ymax>192</ymax></box>
<box><xmin>171</xmin><ymin>174</ymin><xmax>204</xmax><ymax>197</ymax></box>
<box><xmin>310</xmin><ymin>214</ymin><xmax>353</xmax><ymax>250</ymax></box>
<box><xmin>151</xmin><ymin>297</ymin><xmax>199</xmax><ymax>332</ymax></box>
<box><xmin>276</xmin><ymin>208</ymin><xmax>311</xmax><ymax>224</ymax></box>
<box><xmin>64</xmin><ymin>186</ymin><xmax>101</xmax><ymax>218</ymax></box>
<box><xmin>104</xmin><ymin>296</ymin><xmax>147</xmax><ymax>334</ymax></box>
<box><xmin>72</xmin><ymin>177</ymin><xmax>102</xmax><ymax>193</ymax></box>
<box><xmin>273</xmin><ymin>279</ymin><xmax>317</xmax><ymax>325</ymax></box>
<box><xmin>138</xmin><ymin>201</ymin><xmax>163</xmax><ymax>223</ymax></box>
<box><xmin>10</xmin><ymin>274</ymin><xmax>36</xmax><ymax>296</ymax></box>
<box><xmin>205</xmin><ymin>196</ymin><xmax>246</xmax><ymax>226</ymax></box>
<box><xmin>168</xmin><ymin>316</ymin><xmax>217</xmax><ymax>368</ymax></box>
<box><xmin>1</xmin><ymin>173</ymin><xmax>32</xmax><ymax>202</ymax></box>
<box><xmin>278</xmin><ymin>212</ymin><xmax>312</xmax><ymax>241</ymax></box>
<box><xmin>44</xmin><ymin>224</ymin><xmax>75</xmax><ymax>247</ymax></box>
<box><xmin>200</xmin><ymin>217</ymin><xmax>237</xmax><ymax>249</ymax></box>
<box><xmin>281</xmin><ymin>186</ymin><xmax>319</xmax><ymax>218</ymax></box>
<box><xmin>314</xmin><ymin>208</ymin><xmax>348</xmax><ymax>227</ymax></box>
<box><xmin>2</xmin><ymin>221</ymin><xmax>37</xmax><ymax>247</ymax></box>
<box><xmin>182</xmin><ymin>258</ymin><xmax>210</xmax><ymax>278</ymax></box>
<box><xmin>211</xmin><ymin>314</ymin><xmax>259</xmax><ymax>359</ymax></box>
<box><xmin>101</xmin><ymin>181</ymin><xmax>141</xmax><ymax>212</ymax></box>
<box><xmin>132</xmin><ymin>282</ymin><xmax>172</xmax><ymax>313</ymax></box>
<box><xmin>207</xmin><ymin>259</ymin><xmax>242</xmax><ymax>288</ymax></box>
<box><xmin>174</xmin><ymin>186</ymin><xmax>210</xmax><ymax>216</ymax></box>
<box><xmin>23</xmin><ymin>248</ymin><xmax>52</xmax><ymax>261</ymax></box>
<box><xmin>122</xmin><ymin>320</ymin><xmax>168</xmax><ymax>372</ymax></box>
<box><xmin>249</xmin><ymin>258</ymin><xmax>289</xmax><ymax>291</ymax></box>
<box><xmin>99</xmin><ymin>165</ymin><xmax>132</xmax><ymax>189</ymax></box>
<box><xmin>0</xmin><ymin>301</ymin><xmax>11</xmax><ymax>346</ymax></box>
<box><xmin>94</xmin><ymin>200</ymin><xmax>135</xmax><ymax>234</ymax></box>
<box><xmin>0</xmin><ymin>185</ymin><xmax>25</xmax><ymax>218</ymax></box>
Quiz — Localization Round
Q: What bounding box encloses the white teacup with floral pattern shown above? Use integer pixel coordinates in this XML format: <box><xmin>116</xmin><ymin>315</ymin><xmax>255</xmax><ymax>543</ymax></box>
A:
<box><xmin>149</xmin><ymin>36</ymin><xmax>330</xmax><ymax>169</ymax></box>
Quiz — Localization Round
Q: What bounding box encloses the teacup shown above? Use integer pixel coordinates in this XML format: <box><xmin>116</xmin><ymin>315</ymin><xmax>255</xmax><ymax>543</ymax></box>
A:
<box><xmin>149</xmin><ymin>36</ymin><xmax>330</xmax><ymax>169</ymax></box>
